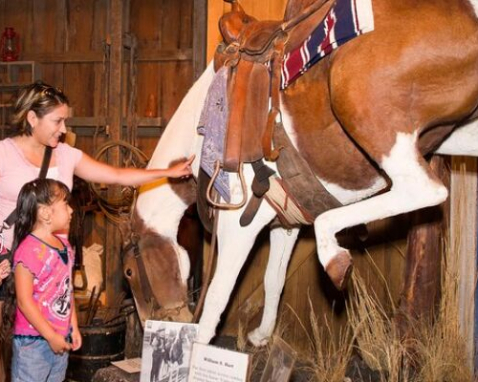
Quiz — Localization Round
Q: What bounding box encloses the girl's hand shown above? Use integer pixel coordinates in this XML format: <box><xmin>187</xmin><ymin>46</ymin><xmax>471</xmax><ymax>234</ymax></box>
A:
<box><xmin>71</xmin><ymin>327</ymin><xmax>82</xmax><ymax>351</ymax></box>
<box><xmin>167</xmin><ymin>155</ymin><xmax>195</xmax><ymax>178</ymax></box>
<box><xmin>0</xmin><ymin>259</ymin><xmax>11</xmax><ymax>280</ymax></box>
<box><xmin>47</xmin><ymin>332</ymin><xmax>72</xmax><ymax>355</ymax></box>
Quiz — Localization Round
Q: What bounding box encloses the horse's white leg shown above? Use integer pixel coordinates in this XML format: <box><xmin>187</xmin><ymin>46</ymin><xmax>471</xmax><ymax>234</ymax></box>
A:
<box><xmin>197</xmin><ymin>196</ymin><xmax>277</xmax><ymax>344</ymax></box>
<box><xmin>248</xmin><ymin>226</ymin><xmax>300</xmax><ymax>346</ymax></box>
<box><xmin>316</xmin><ymin>132</ymin><xmax>448</xmax><ymax>288</ymax></box>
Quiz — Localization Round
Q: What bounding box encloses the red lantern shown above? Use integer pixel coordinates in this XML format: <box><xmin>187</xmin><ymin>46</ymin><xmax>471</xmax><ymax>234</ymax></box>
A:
<box><xmin>1</xmin><ymin>27</ymin><xmax>20</xmax><ymax>62</ymax></box>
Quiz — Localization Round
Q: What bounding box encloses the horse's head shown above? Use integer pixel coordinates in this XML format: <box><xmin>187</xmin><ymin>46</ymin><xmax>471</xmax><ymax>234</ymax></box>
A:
<box><xmin>122</xmin><ymin>206</ymin><xmax>194</xmax><ymax>325</ymax></box>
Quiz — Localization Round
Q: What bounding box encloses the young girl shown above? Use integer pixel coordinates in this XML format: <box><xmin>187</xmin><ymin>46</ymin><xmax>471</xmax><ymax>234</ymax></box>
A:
<box><xmin>6</xmin><ymin>179</ymin><xmax>81</xmax><ymax>382</ymax></box>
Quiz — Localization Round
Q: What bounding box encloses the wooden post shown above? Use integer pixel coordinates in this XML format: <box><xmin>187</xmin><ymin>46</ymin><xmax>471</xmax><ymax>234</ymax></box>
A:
<box><xmin>398</xmin><ymin>156</ymin><xmax>448</xmax><ymax>327</ymax></box>
<box><xmin>193</xmin><ymin>0</ymin><xmax>207</xmax><ymax>80</ymax></box>
<box><xmin>450</xmin><ymin>156</ymin><xmax>477</xmax><ymax>370</ymax></box>
<box><xmin>105</xmin><ymin>0</ymin><xmax>125</xmax><ymax>306</ymax></box>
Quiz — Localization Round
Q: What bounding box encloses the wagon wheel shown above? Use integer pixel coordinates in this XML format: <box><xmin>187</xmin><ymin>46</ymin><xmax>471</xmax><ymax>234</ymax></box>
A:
<box><xmin>90</xmin><ymin>140</ymin><xmax>149</xmax><ymax>224</ymax></box>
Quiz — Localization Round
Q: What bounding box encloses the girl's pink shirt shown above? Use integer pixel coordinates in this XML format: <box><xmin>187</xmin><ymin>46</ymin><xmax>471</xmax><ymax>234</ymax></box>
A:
<box><xmin>0</xmin><ymin>138</ymin><xmax>83</xmax><ymax>249</ymax></box>
<box><xmin>13</xmin><ymin>234</ymin><xmax>74</xmax><ymax>337</ymax></box>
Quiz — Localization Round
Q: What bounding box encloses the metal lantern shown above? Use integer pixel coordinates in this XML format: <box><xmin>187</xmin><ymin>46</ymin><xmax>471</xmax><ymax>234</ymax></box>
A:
<box><xmin>1</xmin><ymin>27</ymin><xmax>20</xmax><ymax>62</ymax></box>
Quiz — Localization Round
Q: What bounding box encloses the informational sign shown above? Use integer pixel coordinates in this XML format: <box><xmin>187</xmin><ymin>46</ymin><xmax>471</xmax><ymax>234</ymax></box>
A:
<box><xmin>188</xmin><ymin>342</ymin><xmax>250</xmax><ymax>382</ymax></box>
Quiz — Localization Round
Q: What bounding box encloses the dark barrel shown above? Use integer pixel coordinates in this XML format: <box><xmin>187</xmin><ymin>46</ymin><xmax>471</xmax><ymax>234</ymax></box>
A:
<box><xmin>66</xmin><ymin>316</ymin><xmax>126</xmax><ymax>382</ymax></box>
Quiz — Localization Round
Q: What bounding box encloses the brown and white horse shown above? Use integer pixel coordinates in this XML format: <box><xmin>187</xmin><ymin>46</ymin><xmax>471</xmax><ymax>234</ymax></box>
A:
<box><xmin>126</xmin><ymin>0</ymin><xmax>478</xmax><ymax>345</ymax></box>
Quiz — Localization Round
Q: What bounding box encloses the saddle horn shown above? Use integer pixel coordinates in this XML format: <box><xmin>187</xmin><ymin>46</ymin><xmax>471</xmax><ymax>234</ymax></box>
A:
<box><xmin>223</xmin><ymin>0</ymin><xmax>244</xmax><ymax>14</ymax></box>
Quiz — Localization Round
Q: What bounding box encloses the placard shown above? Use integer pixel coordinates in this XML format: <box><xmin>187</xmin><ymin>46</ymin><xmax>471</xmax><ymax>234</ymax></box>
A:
<box><xmin>259</xmin><ymin>336</ymin><xmax>297</xmax><ymax>382</ymax></box>
<box><xmin>140</xmin><ymin>320</ymin><xmax>199</xmax><ymax>382</ymax></box>
<box><xmin>112</xmin><ymin>357</ymin><xmax>142</xmax><ymax>374</ymax></box>
<box><xmin>188</xmin><ymin>342</ymin><xmax>250</xmax><ymax>382</ymax></box>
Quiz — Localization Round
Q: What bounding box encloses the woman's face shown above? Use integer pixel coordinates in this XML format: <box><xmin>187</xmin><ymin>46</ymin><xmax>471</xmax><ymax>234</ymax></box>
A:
<box><xmin>29</xmin><ymin>104</ymin><xmax>69</xmax><ymax>148</ymax></box>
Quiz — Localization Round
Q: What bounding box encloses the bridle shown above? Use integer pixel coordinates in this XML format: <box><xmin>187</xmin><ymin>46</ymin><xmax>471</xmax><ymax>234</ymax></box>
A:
<box><xmin>122</xmin><ymin>230</ymin><xmax>190</xmax><ymax>321</ymax></box>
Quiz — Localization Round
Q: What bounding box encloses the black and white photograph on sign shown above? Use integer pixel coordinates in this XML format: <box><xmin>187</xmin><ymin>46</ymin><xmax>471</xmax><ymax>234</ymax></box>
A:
<box><xmin>259</xmin><ymin>336</ymin><xmax>297</xmax><ymax>382</ymax></box>
<box><xmin>140</xmin><ymin>320</ymin><xmax>199</xmax><ymax>382</ymax></box>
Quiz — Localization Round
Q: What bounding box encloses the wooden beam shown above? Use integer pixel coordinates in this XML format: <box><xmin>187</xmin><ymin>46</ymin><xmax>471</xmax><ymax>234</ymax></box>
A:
<box><xmin>66</xmin><ymin>116</ymin><xmax>165</xmax><ymax>127</ymax></box>
<box><xmin>105</xmin><ymin>0</ymin><xmax>125</xmax><ymax>307</ymax></box>
<box><xmin>21</xmin><ymin>49</ymin><xmax>192</xmax><ymax>63</ymax></box>
<box><xmin>193</xmin><ymin>0</ymin><xmax>208</xmax><ymax>79</ymax></box>
<box><xmin>450</xmin><ymin>156</ymin><xmax>478</xmax><ymax>370</ymax></box>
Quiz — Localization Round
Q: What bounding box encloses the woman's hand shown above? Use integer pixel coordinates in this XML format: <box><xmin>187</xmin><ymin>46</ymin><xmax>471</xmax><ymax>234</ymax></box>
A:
<box><xmin>0</xmin><ymin>258</ymin><xmax>11</xmax><ymax>281</ymax></box>
<box><xmin>167</xmin><ymin>155</ymin><xmax>195</xmax><ymax>179</ymax></box>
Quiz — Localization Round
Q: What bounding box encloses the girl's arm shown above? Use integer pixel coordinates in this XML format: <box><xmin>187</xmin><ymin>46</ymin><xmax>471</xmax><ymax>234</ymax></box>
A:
<box><xmin>70</xmin><ymin>292</ymin><xmax>82</xmax><ymax>351</ymax></box>
<box><xmin>73</xmin><ymin>153</ymin><xmax>194</xmax><ymax>186</ymax></box>
<box><xmin>15</xmin><ymin>264</ymin><xmax>71</xmax><ymax>354</ymax></box>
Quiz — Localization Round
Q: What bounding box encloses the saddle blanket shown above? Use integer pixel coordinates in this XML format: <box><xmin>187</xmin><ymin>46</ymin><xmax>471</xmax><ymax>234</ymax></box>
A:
<box><xmin>197</xmin><ymin>66</ymin><xmax>231</xmax><ymax>202</ymax></box>
<box><xmin>281</xmin><ymin>0</ymin><xmax>374</xmax><ymax>88</ymax></box>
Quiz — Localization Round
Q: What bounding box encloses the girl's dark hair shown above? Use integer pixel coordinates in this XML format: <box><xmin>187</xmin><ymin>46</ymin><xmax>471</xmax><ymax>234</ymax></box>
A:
<box><xmin>10</xmin><ymin>81</ymin><xmax>69</xmax><ymax>137</ymax></box>
<box><xmin>1</xmin><ymin>179</ymin><xmax>71</xmax><ymax>343</ymax></box>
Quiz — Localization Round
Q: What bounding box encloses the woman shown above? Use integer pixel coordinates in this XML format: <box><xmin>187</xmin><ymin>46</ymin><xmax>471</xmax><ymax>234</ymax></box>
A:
<box><xmin>0</xmin><ymin>81</ymin><xmax>194</xmax><ymax>380</ymax></box>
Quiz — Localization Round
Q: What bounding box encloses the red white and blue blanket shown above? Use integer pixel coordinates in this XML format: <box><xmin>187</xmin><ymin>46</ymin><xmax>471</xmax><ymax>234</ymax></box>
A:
<box><xmin>281</xmin><ymin>0</ymin><xmax>374</xmax><ymax>88</ymax></box>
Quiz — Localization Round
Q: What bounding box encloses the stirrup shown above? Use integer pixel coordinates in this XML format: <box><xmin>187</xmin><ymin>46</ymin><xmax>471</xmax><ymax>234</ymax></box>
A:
<box><xmin>206</xmin><ymin>160</ymin><xmax>247</xmax><ymax>209</ymax></box>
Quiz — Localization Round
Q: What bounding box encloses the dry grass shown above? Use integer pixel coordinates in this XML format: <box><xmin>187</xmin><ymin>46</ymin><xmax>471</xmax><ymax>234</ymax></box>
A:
<box><xmin>238</xmin><ymin>241</ymin><xmax>472</xmax><ymax>382</ymax></box>
<box><xmin>345</xmin><ymin>239</ymin><xmax>472</xmax><ymax>382</ymax></box>
<box><xmin>412</xmin><ymin>240</ymin><xmax>473</xmax><ymax>382</ymax></box>
<box><xmin>347</xmin><ymin>270</ymin><xmax>412</xmax><ymax>382</ymax></box>
<box><xmin>306</xmin><ymin>296</ymin><xmax>354</xmax><ymax>382</ymax></box>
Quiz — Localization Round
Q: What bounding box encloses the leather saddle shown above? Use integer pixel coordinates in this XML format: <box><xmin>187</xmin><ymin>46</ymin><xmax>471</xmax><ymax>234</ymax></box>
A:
<box><xmin>201</xmin><ymin>0</ymin><xmax>335</xmax><ymax>223</ymax></box>
<box><xmin>214</xmin><ymin>0</ymin><xmax>333</xmax><ymax>174</ymax></box>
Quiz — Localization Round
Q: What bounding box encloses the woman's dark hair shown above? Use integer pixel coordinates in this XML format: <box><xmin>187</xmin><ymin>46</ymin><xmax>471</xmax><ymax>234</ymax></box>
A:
<box><xmin>10</xmin><ymin>81</ymin><xmax>69</xmax><ymax>137</ymax></box>
<box><xmin>1</xmin><ymin>179</ymin><xmax>71</xmax><ymax>343</ymax></box>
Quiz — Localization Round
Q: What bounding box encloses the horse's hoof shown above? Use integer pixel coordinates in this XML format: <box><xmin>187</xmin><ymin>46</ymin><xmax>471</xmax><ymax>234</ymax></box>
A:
<box><xmin>247</xmin><ymin>329</ymin><xmax>270</xmax><ymax>347</ymax></box>
<box><xmin>325</xmin><ymin>251</ymin><xmax>353</xmax><ymax>290</ymax></box>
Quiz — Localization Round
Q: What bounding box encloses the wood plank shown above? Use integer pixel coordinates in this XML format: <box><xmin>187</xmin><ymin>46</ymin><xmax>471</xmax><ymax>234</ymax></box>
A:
<box><xmin>450</xmin><ymin>156</ymin><xmax>478</xmax><ymax>370</ymax></box>
<box><xmin>21</xmin><ymin>49</ymin><xmax>192</xmax><ymax>63</ymax></box>
<box><xmin>161</xmin><ymin>0</ymin><xmax>181</xmax><ymax>50</ymax></box>
<box><xmin>105</xmin><ymin>0</ymin><xmax>125</xmax><ymax>306</ymax></box>
<box><xmin>193</xmin><ymin>0</ymin><xmax>208</xmax><ymax>79</ymax></box>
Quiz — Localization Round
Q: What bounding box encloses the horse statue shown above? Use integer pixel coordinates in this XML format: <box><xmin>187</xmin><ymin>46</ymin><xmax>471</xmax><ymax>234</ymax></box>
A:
<box><xmin>123</xmin><ymin>0</ymin><xmax>478</xmax><ymax>346</ymax></box>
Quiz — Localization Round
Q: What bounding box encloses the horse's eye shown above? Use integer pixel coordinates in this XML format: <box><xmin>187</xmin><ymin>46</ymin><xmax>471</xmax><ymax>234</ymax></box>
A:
<box><xmin>125</xmin><ymin>268</ymin><xmax>133</xmax><ymax>277</ymax></box>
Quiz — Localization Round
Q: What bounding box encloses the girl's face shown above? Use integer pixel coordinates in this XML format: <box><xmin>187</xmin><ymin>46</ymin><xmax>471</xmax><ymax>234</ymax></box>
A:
<box><xmin>29</xmin><ymin>104</ymin><xmax>69</xmax><ymax>148</ymax></box>
<box><xmin>50</xmin><ymin>196</ymin><xmax>73</xmax><ymax>232</ymax></box>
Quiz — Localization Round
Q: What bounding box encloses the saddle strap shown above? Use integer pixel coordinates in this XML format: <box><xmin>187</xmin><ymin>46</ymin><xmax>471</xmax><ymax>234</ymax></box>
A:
<box><xmin>196</xmin><ymin>169</ymin><xmax>214</xmax><ymax>234</ymax></box>
<box><xmin>125</xmin><ymin>239</ymin><xmax>161</xmax><ymax>313</ymax></box>
<box><xmin>273</xmin><ymin>121</ymin><xmax>342</xmax><ymax>220</ymax></box>
<box><xmin>239</xmin><ymin>160</ymin><xmax>276</xmax><ymax>227</ymax></box>
<box><xmin>262</xmin><ymin>40</ymin><xmax>285</xmax><ymax>162</ymax></box>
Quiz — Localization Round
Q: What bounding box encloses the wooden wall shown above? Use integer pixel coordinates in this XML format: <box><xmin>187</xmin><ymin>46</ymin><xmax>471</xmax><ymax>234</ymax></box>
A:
<box><xmin>0</xmin><ymin>0</ymin><xmax>206</xmax><ymax>304</ymax></box>
<box><xmin>0</xmin><ymin>0</ymin><xmax>205</xmax><ymax>157</ymax></box>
